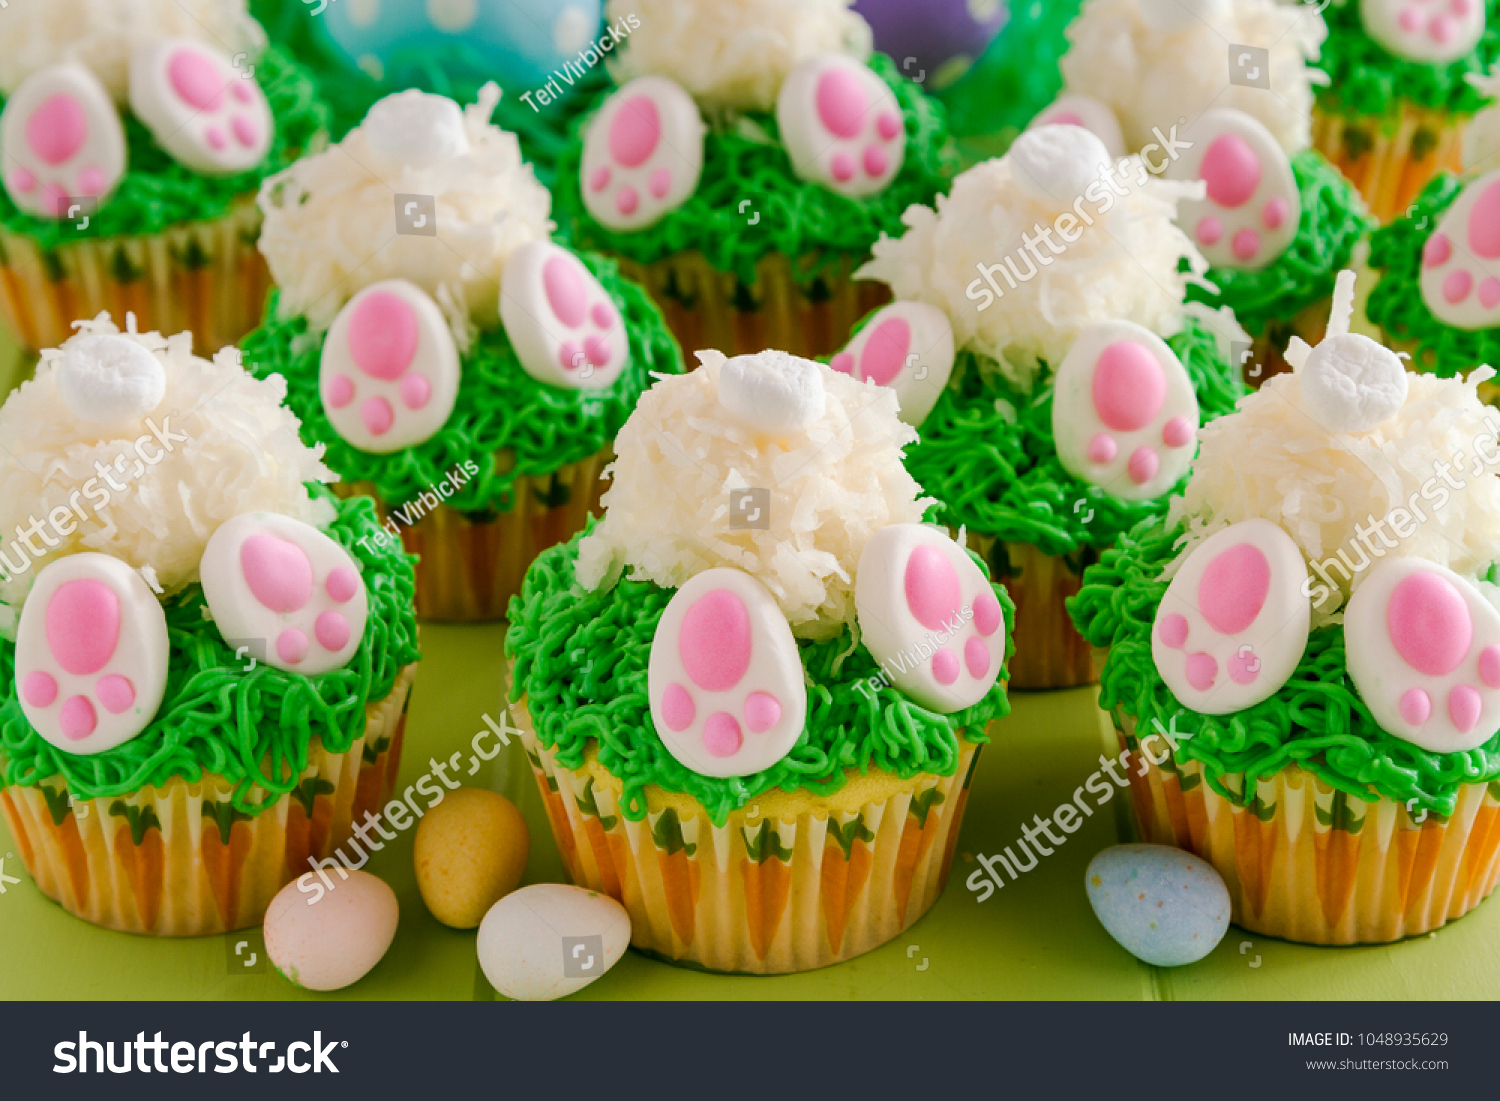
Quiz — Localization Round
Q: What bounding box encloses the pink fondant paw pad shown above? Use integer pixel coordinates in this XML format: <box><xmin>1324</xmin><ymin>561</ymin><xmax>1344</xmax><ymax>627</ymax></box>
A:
<box><xmin>1026</xmin><ymin>93</ymin><xmax>1126</xmax><ymax>159</ymax></box>
<box><xmin>1051</xmin><ymin>320</ymin><xmax>1200</xmax><ymax>500</ymax></box>
<box><xmin>854</xmin><ymin>524</ymin><xmax>1006</xmax><ymax>714</ymax></box>
<box><xmin>15</xmin><ymin>553</ymin><xmax>169</xmax><ymax>755</ymax></box>
<box><xmin>501</xmin><ymin>241</ymin><xmax>628</xmax><ymax>391</ymax></box>
<box><xmin>1152</xmin><ymin>519</ymin><xmax>1311</xmax><ymax>715</ymax></box>
<box><xmin>1419</xmin><ymin>168</ymin><xmax>1500</xmax><ymax>330</ymax></box>
<box><xmin>320</xmin><ymin>279</ymin><xmax>460</xmax><ymax>453</ymax></box>
<box><xmin>829</xmin><ymin>301</ymin><xmax>955</xmax><ymax>426</ymax></box>
<box><xmin>581</xmin><ymin>75</ymin><xmax>704</xmax><ymax>232</ymax></box>
<box><xmin>0</xmin><ymin>62</ymin><xmax>125</xmax><ymax>219</ymax></box>
<box><xmin>129</xmin><ymin>38</ymin><xmax>273</xmax><ymax>175</ymax></box>
<box><xmin>201</xmin><ymin>513</ymin><xmax>369</xmax><ymax>676</ymax></box>
<box><xmin>777</xmin><ymin>53</ymin><xmax>906</xmax><ymax>199</ymax></box>
<box><xmin>1345</xmin><ymin>557</ymin><xmax>1500</xmax><ymax>753</ymax></box>
<box><xmin>1164</xmin><ymin>109</ymin><xmax>1299</xmax><ymax>272</ymax></box>
<box><xmin>1361</xmin><ymin>0</ymin><xmax>1484</xmax><ymax>64</ymax></box>
<box><xmin>648</xmin><ymin>568</ymin><xmax>807</xmax><ymax>778</ymax></box>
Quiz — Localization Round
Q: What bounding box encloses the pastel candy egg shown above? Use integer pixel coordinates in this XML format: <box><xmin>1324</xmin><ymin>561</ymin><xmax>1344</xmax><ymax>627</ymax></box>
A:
<box><xmin>477</xmin><ymin>883</ymin><xmax>631</xmax><ymax>1001</ymax></box>
<box><xmin>500</xmin><ymin>241</ymin><xmax>628</xmax><ymax>391</ymax></box>
<box><xmin>265</xmin><ymin>870</ymin><xmax>399</xmax><ymax>991</ymax></box>
<box><xmin>648</xmin><ymin>568</ymin><xmax>807</xmax><ymax>778</ymax></box>
<box><xmin>55</xmin><ymin>334</ymin><xmax>166</xmax><ymax>424</ymax></box>
<box><xmin>1051</xmin><ymin>320</ymin><xmax>1200</xmax><ymax>501</ymax></box>
<box><xmin>414</xmin><ymin>789</ymin><xmax>530</xmax><ymax>929</ymax></box>
<box><xmin>854</xmin><ymin>524</ymin><xmax>1007</xmax><ymax>713</ymax></box>
<box><xmin>717</xmin><ymin>349</ymin><xmax>827</xmax><ymax>434</ymax></box>
<box><xmin>829</xmin><ymin>301</ymin><xmax>955</xmax><ymax>426</ymax></box>
<box><xmin>1152</xmin><ymin>518</ymin><xmax>1311</xmax><ymax>715</ymax></box>
<box><xmin>777</xmin><ymin>53</ymin><xmax>906</xmax><ymax>199</ymax></box>
<box><xmin>200</xmin><ymin>512</ymin><xmax>369</xmax><ymax>676</ymax></box>
<box><xmin>1361</xmin><ymin>0</ymin><xmax>1484</xmax><ymax>64</ymax></box>
<box><xmin>0</xmin><ymin>62</ymin><xmax>126</xmax><ymax>219</ymax></box>
<box><xmin>1298</xmin><ymin>332</ymin><xmax>1408</xmax><ymax>434</ymax></box>
<box><xmin>1007</xmin><ymin>123</ymin><xmax>1114</xmax><ymax>204</ymax></box>
<box><xmin>129</xmin><ymin>39</ymin><xmax>273</xmax><ymax>176</ymax></box>
<box><xmin>1418</xmin><ymin>167</ymin><xmax>1500</xmax><ymax>331</ymax></box>
<box><xmin>1026</xmin><ymin>92</ymin><xmax>1127</xmax><ymax>159</ymax></box>
<box><xmin>851</xmin><ymin>0</ymin><xmax>1006</xmax><ymax>93</ymax></box>
<box><xmin>1086</xmin><ymin>844</ymin><xmax>1230</xmax><ymax>967</ymax></box>
<box><xmin>1345</xmin><ymin>556</ymin><xmax>1500</xmax><ymax>754</ymax></box>
<box><xmin>14</xmin><ymin>553</ymin><xmax>170</xmax><ymax>756</ymax></box>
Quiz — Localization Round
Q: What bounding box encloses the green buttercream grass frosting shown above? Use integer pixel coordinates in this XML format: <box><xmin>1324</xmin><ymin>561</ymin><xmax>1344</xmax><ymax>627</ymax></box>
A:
<box><xmin>905</xmin><ymin>316</ymin><xmax>1245</xmax><ymax>559</ymax></box>
<box><xmin>1184</xmin><ymin>150</ymin><xmax>1373</xmax><ymax>338</ymax></box>
<box><xmin>506</xmin><ymin>525</ymin><xmax>1014</xmax><ymax>826</ymax></box>
<box><xmin>1068</xmin><ymin>519</ymin><xmax>1500</xmax><ymax>818</ymax></box>
<box><xmin>0</xmin><ymin>47</ymin><xmax>328</xmax><ymax>249</ymax></box>
<box><xmin>1314</xmin><ymin>0</ymin><xmax>1500</xmax><ymax>119</ymax></box>
<box><xmin>0</xmin><ymin>491</ymin><xmax>421</xmax><ymax>816</ymax></box>
<box><xmin>1367</xmin><ymin>172</ymin><xmax>1496</xmax><ymax>376</ymax></box>
<box><xmin>551</xmin><ymin>53</ymin><xmax>958</xmax><ymax>286</ymax></box>
<box><xmin>240</xmin><ymin>252</ymin><xmax>683</xmax><ymax>516</ymax></box>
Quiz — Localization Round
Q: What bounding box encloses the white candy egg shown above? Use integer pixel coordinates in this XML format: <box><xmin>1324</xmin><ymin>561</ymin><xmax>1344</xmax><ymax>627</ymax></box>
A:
<box><xmin>477</xmin><ymin>883</ymin><xmax>631</xmax><ymax>1001</ymax></box>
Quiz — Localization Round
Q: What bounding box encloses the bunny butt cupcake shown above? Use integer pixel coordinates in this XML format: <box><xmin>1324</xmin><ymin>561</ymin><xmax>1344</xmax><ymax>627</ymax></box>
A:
<box><xmin>850</xmin><ymin>124</ymin><xmax>1246</xmax><ymax>687</ymax></box>
<box><xmin>1071</xmin><ymin>272</ymin><xmax>1500</xmax><ymax>943</ymax></box>
<box><xmin>0</xmin><ymin>0</ymin><xmax>329</xmax><ymax>352</ymax></box>
<box><xmin>550</xmin><ymin>0</ymin><xmax>957</xmax><ymax>360</ymax></box>
<box><xmin>508</xmin><ymin>349</ymin><xmax>1012</xmax><ymax>973</ymax></box>
<box><xmin>245</xmin><ymin>86</ymin><xmax>682</xmax><ymax>620</ymax></box>
<box><xmin>0</xmin><ymin>314</ymin><xmax>420</xmax><ymax>935</ymax></box>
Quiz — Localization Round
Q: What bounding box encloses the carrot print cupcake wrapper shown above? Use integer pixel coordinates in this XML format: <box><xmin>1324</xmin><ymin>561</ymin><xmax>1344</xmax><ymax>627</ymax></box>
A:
<box><xmin>968</xmin><ymin>535</ymin><xmax>1096</xmax><ymax>690</ymax></box>
<box><xmin>1114</xmin><ymin>710</ymin><xmax>1500</xmax><ymax>945</ymax></box>
<box><xmin>0</xmin><ymin>198</ymin><xmax>269</xmax><ymax>355</ymax></box>
<box><xmin>616</xmin><ymin>250</ymin><xmax>891</xmax><ymax>362</ymax></box>
<box><xmin>0</xmin><ymin>664</ymin><xmax>415</xmax><ymax>937</ymax></box>
<box><xmin>1312</xmin><ymin>103</ymin><xmax>1466</xmax><ymax>223</ymax></box>
<box><xmin>343</xmin><ymin>451</ymin><xmax>609</xmax><ymax>622</ymax></box>
<box><xmin>520</xmin><ymin>722</ymin><xmax>984</xmax><ymax>975</ymax></box>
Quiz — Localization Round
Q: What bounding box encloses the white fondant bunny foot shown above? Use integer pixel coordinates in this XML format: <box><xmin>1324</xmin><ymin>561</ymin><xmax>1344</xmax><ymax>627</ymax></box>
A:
<box><xmin>320</xmin><ymin>279</ymin><xmax>460</xmax><ymax>453</ymax></box>
<box><xmin>1152</xmin><ymin>519</ymin><xmax>1311</xmax><ymax>714</ymax></box>
<box><xmin>648</xmin><ymin>568</ymin><xmax>807</xmax><ymax>778</ymax></box>
<box><xmin>1345</xmin><ymin>557</ymin><xmax>1500</xmax><ymax>752</ymax></box>
<box><xmin>777</xmin><ymin>54</ymin><xmax>905</xmax><ymax>199</ymax></box>
<box><xmin>129</xmin><ymin>39</ymin><xmax>272</xmax><ymax>175</ymax></box>
<box><xmin>201</xmin><ymin>513</ymin><xmax>369</xmax><ymax>676</ymax></box>
<box><xmin>15</xmin><ymin>554</ymin><xmax>169</xmax><ymax>755</ymax></box>
<box><xmin>581</xmin><ymin>76</ymin><xmax>704</xmax><ymax>231</ymax></box>
<box><xmin>0</xmin><ymin>63</ymin><xmax>125</xmax><ymax>219</ymax></box>
<box><xmin>1361</xmin><ymin>0</ymin><xmax>1484</xmax><ymax>64</ymax></box>
<box><xmin>830</xmin><ymin>301</ymin><xmax>955</xmax><ymax>426</ymax></box>
<box><xmin>1026</xmin><ymin>93</ymin><xmax>1126</xmax><ymax>159</ymax></box>
<box><xmin>501</xmin><ymin>241</ymin><xmax>629</xmax><ymax>390</ymax></box>
<box><xmin>1419</xmin><ymin>169</ymin><xmax>1500</xmax><ymax>330</ymax></box>
<box><xmin>1164</xmin><ymin>109</ymin><xmax>1300</xmax><ymax>272</ymax></box>
<box><xmin>855</xmin><ymin>525</ymin><xmax>1005</xmax><ymax>713</ymax></box>
<box><xmin>1052</xmin><ymin>320</ymin><xmax>1200</xmax><ymax>500</ymax></box>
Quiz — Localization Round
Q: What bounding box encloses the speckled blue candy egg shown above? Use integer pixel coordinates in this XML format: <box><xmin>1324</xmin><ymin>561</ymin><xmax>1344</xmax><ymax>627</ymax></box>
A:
<box><xmin>852</xmin><ymin>0</ymin><xmax>1007</xmax><ymax>90</ymax></box>
<box><xmin>1086</xmin><ymin>844</ymin><xmax>1230</xmax><ymax>967</ymax></box>
<box><xmin>318</xmin><ymin>0</ymin><xmax>604</xmax><ymax>89</ymax></box>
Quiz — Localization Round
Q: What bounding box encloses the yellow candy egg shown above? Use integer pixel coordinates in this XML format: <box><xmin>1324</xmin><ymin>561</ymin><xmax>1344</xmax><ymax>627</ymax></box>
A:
<box><xmin>414</xmin><ymin>787</ymin><xmax>530</xmax><ymax>929</ymax></box>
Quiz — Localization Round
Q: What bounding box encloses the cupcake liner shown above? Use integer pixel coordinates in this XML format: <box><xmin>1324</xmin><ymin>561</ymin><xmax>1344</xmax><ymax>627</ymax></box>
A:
<box><xmin>0</xmin><ymin>664</ymin><xmax>416</xmax><ymax>936</ymax></box>
<box><xmin>616</xmin><ymin>251</ymin><xmax>891</xmax><ymax>361</ymax></box>
<box><xmin>343</xmin><ymin>450</ymin><xmax>610</xmax><ymax>622</ymax></box>
<box><xmin>968</xmin><ymin>534</ymin><xmax>1096</xmax><ymax>689</ymax></box>
<box><xmin>0</xmin><ymin>199</ymin><xmax>269</xmax><ymax>355</ymax></box>
<box><xmin>1114</xmin><ymin>710</ymin><xmax>1500</xmax><ymax>944</ymax></box>
<box><xmin>517</xmin><ymin>705</ymin><xmax>986</xmax><ymax>974</ymax></box>
<box><xmin>1312</xmin><ymin>103</ymin><xmax>1465</xmax><ymax>223</ymax></box>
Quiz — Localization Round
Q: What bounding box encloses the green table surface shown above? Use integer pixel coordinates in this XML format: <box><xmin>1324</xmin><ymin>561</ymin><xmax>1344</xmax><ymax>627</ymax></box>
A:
<box><xmin>3</xmin><ymin>622</ymin><xmax>1498</xmax><ymax>1001</ymax></box>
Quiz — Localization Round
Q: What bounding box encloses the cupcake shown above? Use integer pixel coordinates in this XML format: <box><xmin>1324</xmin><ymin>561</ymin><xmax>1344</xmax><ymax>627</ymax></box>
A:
<box><xmin>1046</xmin><ymin>0</ymin><xmax>1372</xmax><ymax>386</ymax></box>
<box><xmin>506</xmin><ymin>349</ymin><xmax>1012</xmax><ymax>973</ymax></box>
<box><xmin>851</xmin><ymin>124</ymin><xmax>1246</xmax><ymax>688</ymax></box>
<box><xmin>0</xmin><ymin>0</ymin><xmax>329</xmax><ymax>353</ymax></box>
<box><xmin>1071</xmin><ymin>272</ymin><xmax>1500</xmax><ymax>943</ymax></box>
<box><xmin>550</xmin><ymin>0</ymin><xmax>958</xmax><ymax>361</ymax></box>
<box><xmin>242</xmin><ymin>86</ymin><xmax>683</xmax><ymax>621</ymax></box>
<box><xmin>0</xmin><ymin>314</ymin><xmax>420</xmax><ymax>936</ymax></box>
<box><xmin>1310</xmin><ymin>0</ymin><xmax>1500</xmax><ymax>222</ymax></box>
